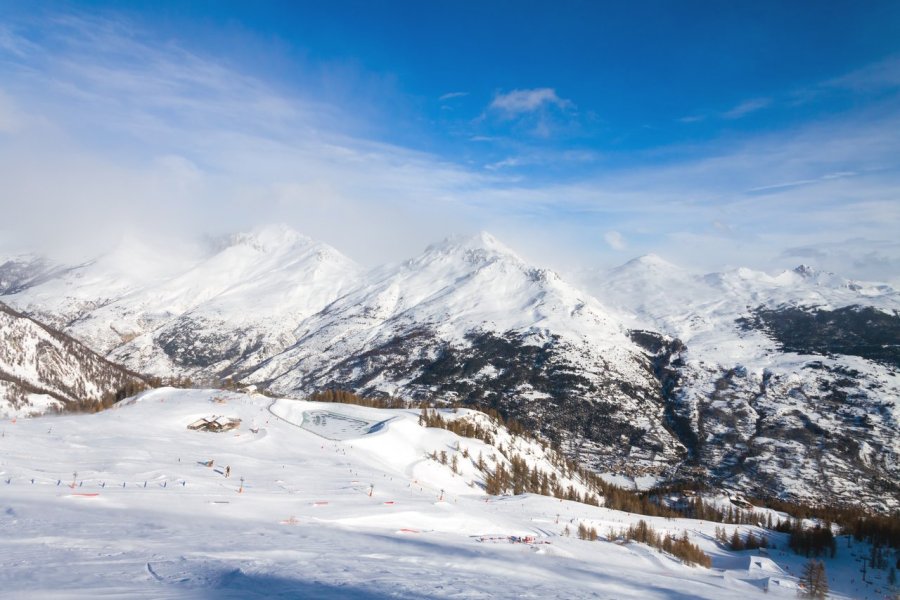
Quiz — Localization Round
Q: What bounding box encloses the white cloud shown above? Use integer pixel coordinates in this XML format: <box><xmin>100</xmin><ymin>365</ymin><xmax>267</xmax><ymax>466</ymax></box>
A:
<box><xmin>439</xmin><ymin>91</ymin><xmax>468</xmax><ymax>101</ymax></box>
<box><xmin>722</xmin><ymin>97</ymin><xmax>771</xmax><ymax>119</ymax></box>
<box><xmin>0</xmin><ymin>14</ymin><xmax>493</xmax><ymax>263</ymax></box>
<box><xmin>484</xmin><ymin>157</ymin><xmax>522</xmax><ymax>171</ymax></box>
<box><xmin>453</xmin><ymin>106</ymin><xmax>900</xmax><ymax>279</ymax></box>
<box><xmin>489</xmin><ymin>88</ymin><xmax>572</xmax><ymax>114</ymax></box>
<box><xmin>825</xmin><ymin>55</ymin><xmax>900</xmax><ymax>91</ymax></box>
<box><xmin>603</xmin><ymin>231</ymin><xmax>626</xmax><ymax>251</ymax></box>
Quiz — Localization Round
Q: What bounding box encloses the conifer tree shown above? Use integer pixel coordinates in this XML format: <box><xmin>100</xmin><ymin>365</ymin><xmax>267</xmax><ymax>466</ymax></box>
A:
<box><xmin>799</xmin><ymin>559</ymin><xmax>828</xmax><ymax>599</ymax></box>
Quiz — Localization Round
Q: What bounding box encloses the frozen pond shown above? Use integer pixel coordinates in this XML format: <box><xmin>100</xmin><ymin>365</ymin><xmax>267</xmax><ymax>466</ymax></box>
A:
<box><xmin>298</xmin><ymin>410</ymin><xmax>382</xmax><ymax>440</ymax></box>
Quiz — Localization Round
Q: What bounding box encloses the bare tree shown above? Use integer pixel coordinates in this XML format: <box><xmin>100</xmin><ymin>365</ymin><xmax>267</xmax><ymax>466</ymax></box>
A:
<box><xmin>799</xmin><ymin>559</ymin><xmax>828</xmax><ymax>599</ymax></box>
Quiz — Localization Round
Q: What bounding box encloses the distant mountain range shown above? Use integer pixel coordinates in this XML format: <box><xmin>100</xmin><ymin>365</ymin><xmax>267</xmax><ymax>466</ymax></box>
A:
<box><xmin>2</xmin><ymin>224</ymin><xmax>897</xmax><ymax>510</ymax></box>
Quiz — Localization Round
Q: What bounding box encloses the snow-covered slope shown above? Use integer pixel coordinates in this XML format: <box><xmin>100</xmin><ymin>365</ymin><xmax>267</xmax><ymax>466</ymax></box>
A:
<box><xmin>0</xmin><ymin>388</ymin><xmax>884</xmax><ymax>599</ymax></box>
<box><xmin>593</xmin><ymin>255</ymin><xmax>899</xmax><ymax>335</ymax></box>
<box><xmin>582</xmin><ymin>257</ymin><xmax>900</xmax><ymax>510</ymax></box>
<box><xmin>0</xmin><ymin>302</ymin><xmax>145</xmax><ymax>416</ymax></box>
<box><xmin>4</xmin><ymin>224</ymin><xmax>363</xmax><ymax>380</ymax></box>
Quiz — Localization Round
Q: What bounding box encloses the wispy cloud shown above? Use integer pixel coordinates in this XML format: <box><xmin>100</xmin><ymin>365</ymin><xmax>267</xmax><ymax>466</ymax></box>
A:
<box><xmin>746</xmin><ymin>170</ymin><xmax>857</xmax><ymax>194</ymax></box>
<box><xmin>490</xmin><ymin>88</ymin><xmax>573</xmax><ymax>114</ymax></box>
<box><xmin>722</xmin><ymin>97</ymin><xmax>771</xmax><ymax>119</ymax></box>
<box><xmin>825</xmin><ymin>55</ymin><xmax>900</xmax><ymax>91</ymax></box>
<box><xmin>462</xmin><ymin>107</ymin><xmax>900</xmax><ymax>277</ymax></box>
<box><xmin>0</xmin><ymin>23</ymin><xmax>39</xmax><ymax>58</ymax></box>
<box><xmin>603</xmin><ymin>231</ymin><xmax>626</xmax><ymax>251</ymax></box>
<box><xmin>483</xmin><ymin>88</ymin><xmax>581</xmax><ymax>139</ymax></box>
<box><xmin>439</xmin><ymin>91</ymin><xmax>468</xmax><ymax>101</ymax></box>
<box><xmin>0</xmin><ymin>13</ymin><xmax>495</xmax><ymax>262</ymax></box>
<box><xmin>678</xmin><ymin>97</ymin><xmax>771</xmax><ymax>124</ymax></box>
<box><xmin>484</xmin><ymin>157</ymin><xmax>522</xmax><ymax>171</ymax></box>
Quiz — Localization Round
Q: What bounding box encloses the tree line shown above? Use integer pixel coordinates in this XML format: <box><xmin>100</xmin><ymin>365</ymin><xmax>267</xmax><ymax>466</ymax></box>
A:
<box><xmin>309</xmin><ymin>389</ymin><xmax>900</xmax><ymax>557</ymax></box>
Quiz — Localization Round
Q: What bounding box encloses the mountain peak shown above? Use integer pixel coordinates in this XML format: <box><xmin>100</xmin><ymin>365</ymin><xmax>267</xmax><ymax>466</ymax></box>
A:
<box><xmin>614</xmin><ymin>253</ymin><xmax>682</xmax><ymax>274</ymax></box>
<box><xmin>634</xmin><ymin>253</ymin><xmax>674</xmax><ymax>267</ymax></box>
<box><xmin>217</xmin><ymin>224</ymin><xmax>313</xmax><ymax>254</ymax></box>
<box><xmin>423</xmin><ymin>231</ymin><xmax>521</xmax><ymax>263</ymax></box>
<box><xmin>792</xmin><ymin>264</ymin><xmax>818</xmax><ymax>278</ymax></box>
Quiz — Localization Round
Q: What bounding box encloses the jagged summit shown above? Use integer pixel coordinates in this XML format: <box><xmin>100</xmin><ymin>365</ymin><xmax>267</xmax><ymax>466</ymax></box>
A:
<box><xmin>792</xmin><ymin>264</ymin><xmax>819</xmax><ymax>278</ymax></box>
<box><xmin>426</xmin><ymin>230</ymin><xmax>506</xmax><ymax>251</ymax></box>
<box><xmin>219</xmin><ymin>223</ymin><xmax>315</xmax><ymax>254</ymax></box>
<box><xmin>419</xmin><ymin>231</ymin><xmax>522</xmax><ymax>266</ymax></box>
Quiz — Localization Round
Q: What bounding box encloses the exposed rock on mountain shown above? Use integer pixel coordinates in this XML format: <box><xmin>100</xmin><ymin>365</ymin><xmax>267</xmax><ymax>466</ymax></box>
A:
<box><xmin>0</xmin><ymin>302</ymin><xmax>146</xmax><ymax>416</ymax></box>
<box><xmin>584</xmin><ymin>258</ymin><xmax>900</xmax><ymax>511</ymax></box>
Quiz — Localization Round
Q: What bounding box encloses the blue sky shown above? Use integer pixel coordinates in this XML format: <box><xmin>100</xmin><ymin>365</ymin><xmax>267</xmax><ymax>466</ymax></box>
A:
<box><xmin>1</xmin><ymin>1</ymin><xmax>899</xmax><ymax>279</ymax></box>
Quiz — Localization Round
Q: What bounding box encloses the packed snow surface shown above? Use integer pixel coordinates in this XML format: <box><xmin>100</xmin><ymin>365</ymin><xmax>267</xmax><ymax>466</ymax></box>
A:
<box><xmin>0</xmin><ymin>389</ymin><xmax>885</xmax><ymax>599</ymax></box>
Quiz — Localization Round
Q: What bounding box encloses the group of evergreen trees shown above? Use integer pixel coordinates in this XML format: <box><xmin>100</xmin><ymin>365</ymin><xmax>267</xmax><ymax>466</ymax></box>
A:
<box><xmin>420</xmin><ymin>407</ymin><xmax>777</xmax><ymax>524</ymax></box>
<box><xmin>59</xmin><ymin>379</ymin><xmax>150</xmax><ymax>414</ymax></box>
<box><xmin>569</xmin><ymin>520</ymin><xmax>711</xmax><ymax>568</ymax></box>
<box><xmin>420</xmin><ymin>408</ymin><xmax>495</xmax><ymax>446</ymax></box>
<box><xmin>774</xmin><ymin>520</ymin><xmax>837</xmax><ymax>558</ymax></box>
<box><xmin>713</xmin><ymin>526</ymin><xmax>769</xmax><ymax>551</ymax></box>
<box><xmin>759</xmin><ymin>496</ymin><xmax>900</xmax><ymax>551</ymax></box>
<box><xmin>576</xmin><ymin>522</ymin><xmax>599</xmax><ymax>541</ymax></box>
<box><xmin>618</xmin><ymin>520</ymin><xmax>711</xmax><ymax>568</ymax></box>
<box><xmin>478</xmin><ymin>452</ymin><xmax>601</xmax><ymax>505</ymax></box>
<box><xmin>308</xmin><ymin>389</ymin><xmax>409</xmax><ymax>408</ymax></box>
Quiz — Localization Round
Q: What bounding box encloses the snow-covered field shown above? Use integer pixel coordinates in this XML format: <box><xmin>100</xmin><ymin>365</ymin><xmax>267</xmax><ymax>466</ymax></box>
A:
<box><xmin>0</xmin><ymin>388</ymin><xmax>889</xmax><ymax>599</ymax></box>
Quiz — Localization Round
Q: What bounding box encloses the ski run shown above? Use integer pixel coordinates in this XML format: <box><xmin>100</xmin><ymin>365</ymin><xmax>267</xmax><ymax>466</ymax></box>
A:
<box><xmin>0</xmin><ymin>388</ymin><xmax>891</xmax><ymax>599</ymax></box>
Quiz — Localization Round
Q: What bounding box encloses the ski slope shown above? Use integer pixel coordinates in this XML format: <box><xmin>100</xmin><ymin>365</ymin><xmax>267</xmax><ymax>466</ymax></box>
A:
<box><xmin>0</xmin><ymin>389</ymin><xmax>887</xmax><ymax>599</ymax></box>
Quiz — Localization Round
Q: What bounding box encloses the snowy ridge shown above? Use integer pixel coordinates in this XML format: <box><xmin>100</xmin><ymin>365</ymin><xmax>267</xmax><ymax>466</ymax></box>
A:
<box><xmin>4</xmin><ymin>225</ymin><xmax>363</xmax><ymax>379</ymax></box>
<box><xmin>0</xmin><ymin>302</ymin><xmax>144</xmax><ymax>416</ymax></box>
<box><xmin>252</xmin><ymin>230</ymin><xmax>637</xmax><ymax>386</ymax></box>
<box><xmin>583</xmin><ymin>256</ymin><xmax>900</xmax><ymax>510</ymax></box>
<box><xmin>0</xmin><ymin>388</ymin><xmax>884</xmax><ymax>599</ymax></box>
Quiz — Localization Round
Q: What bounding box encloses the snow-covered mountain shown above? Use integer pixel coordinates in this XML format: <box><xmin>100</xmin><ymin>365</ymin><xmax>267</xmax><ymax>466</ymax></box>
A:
<box><xmin>0</xmin><ymin>302</ymin><xmax>145</xmax><ymax>416</ymax></box>
<box><xmin>244</xmin><ymin>232</ymin><xmax>680</xmax><ymax>473</ymax></box>
<box><xmin>3</xmin><ymin>226</ymin><xmax>898</xmax><ymax>511</ymax></box>
<box><xmin>581</xmin><ymin>256</ymin><xmax>900</xmax><ymax>510</ymax></box>
<box><xmin>4</xmin><ymin>225</ymin><xmax>363</xmax><ymax>380</ymax></box>
<box><xmin>4</xmin><ymin>228</ymin><xmax>681</xmax><ymax>477</ymax></box>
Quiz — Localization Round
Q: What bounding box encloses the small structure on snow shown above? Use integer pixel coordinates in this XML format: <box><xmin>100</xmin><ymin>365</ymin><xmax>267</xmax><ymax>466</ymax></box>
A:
<box><xmin>729</xmin><ymin>494</ymin><xmax>754</xmax><ymax>509</ymax></box>
<box><xmin>744</xmin><ymin>555</ymin><xmax>790</xmax><ymax>593</ymax></box>
<box><xmin>187</xmin><ymin>416</ymin><xmax>241</xmax><ymax>433</ymax></box>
